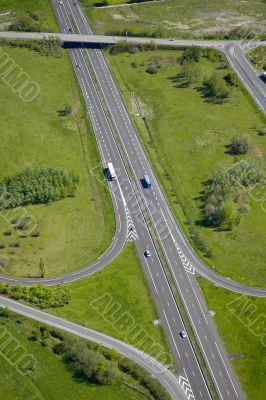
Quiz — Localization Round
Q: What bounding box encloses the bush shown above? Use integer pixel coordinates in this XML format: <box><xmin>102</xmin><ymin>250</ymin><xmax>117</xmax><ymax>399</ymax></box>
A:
<box><xmin>9</xmin><ymin>16</ymin><xmax>41</xmax><ymax>32</ymax></box>
<box><xmin>0</xmin><ymin>255</ymin><xmax>8</xmax><ymax>268</ymax></box>
<box><xmin>0</xmin><ymin>283</ymin><xmax>71</xmax><ymax>308</ymax></box>
<box><xmin>203</xmin><ymin>73</ymin><xmax>230</xmax><ymax>100</ymax></box>
<box><xmin>258</xmin><ymin>127</ymin><xmax>266</xmax><ymax>136</ymax></box>
<box><xmin>230</xmin><ymin>135</ymin><xmax>251</xmax><ymax>155</ymax></box>
<box><xmin>224</xmin><ymin>71</ymin><xmax>238</xmax><ymax>86</ymax></box>
<box><xmin>146</xmin><ymin>66</ymin><xmax>158</xmax><ymax>74</ymax></box>
<box><xmin>203</xmin><ymin>160</ymin><xmax>263</xmax><ymax>229</ymax></box>
<box><xmin>183</xmin><ymin>46</ymin><xmax>202</xmax><ymax>63</ymax></box>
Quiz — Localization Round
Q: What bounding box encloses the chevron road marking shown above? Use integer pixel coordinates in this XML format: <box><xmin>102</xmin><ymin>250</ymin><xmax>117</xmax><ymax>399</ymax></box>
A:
<box><xmin>117</xmin><ymin>180</ymin><xmax>138</xmax><ymax>241</ymax></box>
<box><xmin>179</xmin><ymin>374</ymin><xmax>195</xmax><ymax>400</ymax></box>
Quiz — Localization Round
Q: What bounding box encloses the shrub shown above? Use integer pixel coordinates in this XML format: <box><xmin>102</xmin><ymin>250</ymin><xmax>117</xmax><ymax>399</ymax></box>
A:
<box><xmin>183</xmin><ymin>46</ymin><xmax>202</xmax><ymax>63</ymax></box>
<box><xmin>0</xmin><ymin>255</ymin><xmax>8</xmax><ymax>268</ymax></box>
<box><xmin>146</xmin><ymin>66</ymin><xmax>158</xmax><ymax>74</ymax></box>
<box><xmin>0</xmin><ymin>283</ymin><xmax>71</xmax><ymax>308</ymax></box>
<box><xmin>224</xmin><ymin>71</ymin><xmax>238</xmax><ymax>86</ymax></box>
<box><xmin>258</xmin><ymin>127</ymin><xmax>266</xmax><ymax>136</ymax></box>
<box><xmin>230</xmin><ymin>135</ymin><xmax>251</xmax><ymax>154</ymax></box>
<box><xmin>203</xmin><ymin>73</ymin><xmax>230</xmax><ymax>100</ymax></box>
<box><xmin>203</xmin><ymin>160</ymin><xmax>263</xmax><ymax>229</ymax></box>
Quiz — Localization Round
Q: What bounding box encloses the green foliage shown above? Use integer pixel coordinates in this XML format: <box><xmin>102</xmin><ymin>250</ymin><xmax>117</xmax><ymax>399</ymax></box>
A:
<box><xmin>220</xmin><ymin>201</ymin><xmax>240</xmax><ymax>231</ymax></box>
<box><xmin>110</xmin><ymin>41</ymin><xmax>157</xmax><ymax>56</ymax></box>
<box><xmin>0</xmin><ymin>38</ymin><xmax>62</xmax><ymax>58</ymax></box>
<box><xmin>230</xmin><ymin>135</ymin><xmax>252</xmax><ymax>155</ymax></box>
<box><xmin>9</xmin><ymin>15</ymin><xmax>41</xmax><ymax>32</ymax></box>
<box><xmin>203</xmin><ymin>73</ymin><xmax>231</xmax><ymax>100</ymax></box>
<box><xmin>204</xmin><ymin>160</ymin><xmax>263</xmax><ymax>229</ymax></box>
<box><xmin>224</xmin><ymin>71</ymin><xmax>238</xmax><ymax>86</ymax></box>
<box><xmin>0</xmin><ymin>168</ymin><xmax>80</xmax><ymax>209</ymax></box>
<box><xmin>146</xmin><ymin>66</ymin><xmax>158</xmax><ymax>74</ymax></box>
<box><xmin>258</xmin><ymin>127</ymin><xmax>266</xmax><ymax>136</ymax></box>
<box><xmin>182</xmin><ymin>62</ymin><xmax>202</xmax><ymax>84</ymax></box>
<box><xmin>0</xmin><ymin>283</ymin><xmax>71</xmax><ymax>308</ymax></box>
<box><xmin>54</xmin><ymin>333</ymin><xmax>170</xmax><ymax>399</ymax></box>
<box><xmin>183</xmin><ymin>46</ymin><xmax>202</xmax><ymax>63</ymax></box>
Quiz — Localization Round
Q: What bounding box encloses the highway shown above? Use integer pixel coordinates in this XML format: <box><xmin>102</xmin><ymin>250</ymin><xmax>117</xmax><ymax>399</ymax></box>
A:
<box><xmin>0</xmin><ymin>4</ymin><xmax>264</xmax><ymax>400</ymax></box>
<box><xmin>0</xmin><ymin>295</ymin><xmax>187</xmax><ymax>400</ymax></box>
<box><xmin>52</xmin><ymin>1</ymin><xmax>250</xmax><ymax>399</ymax></box>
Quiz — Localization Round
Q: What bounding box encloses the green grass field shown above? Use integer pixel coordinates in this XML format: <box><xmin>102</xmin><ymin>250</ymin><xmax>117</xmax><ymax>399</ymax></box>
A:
<box><xmin>0</xmin><ymin>314</ymin><xmax>153</xmax><ymax>400</ymax></box>
<box><xmin>52</xmin><ymin>242</ymin><xmax>171</xmax><ymax>364</ymax></box>
<box><xmin>82</xmin><ymin>0</ymin><xmax>266</xmax><ymax>39</ymax></box>
<box><xmin>0</xmin><ymin>0</ymin><xmax>58</xmax><ymax>31</ymax></box>
<box><xmin>199</xmin><ymin>278</ymin><xmax>266</xmax><ymax>400</ymax></box>
<box><xmin>0</xmin><ymin>46</ymin><xmax>114</xmax><ymax>277</ymax></box>
<box><xmin>106</xmin><ymin>48</ymin><xmax>266</xmax><ymax>287</ymax></box>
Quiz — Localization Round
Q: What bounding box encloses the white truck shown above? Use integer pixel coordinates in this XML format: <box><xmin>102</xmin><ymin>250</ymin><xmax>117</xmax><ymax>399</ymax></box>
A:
<box><xmin>107</xmin><ymin>162</ymin><xmax>116</xmax><ymax>181</ymax></box>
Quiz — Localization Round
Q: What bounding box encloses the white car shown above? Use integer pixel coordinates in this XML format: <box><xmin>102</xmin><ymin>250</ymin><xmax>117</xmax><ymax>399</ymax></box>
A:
<box><xmin>145</xmin><ymin>250</ymin><xmax>151</xmax><ymax>258</ymax></box>
<box><xmin>180</xmin><ymin>330</ymin><xmax>187</xmax><ymax>338</ymax></box>
<box><xmin>59</xmin><ymin>1</ymin><xmax>63</xmax><ymax>5</ymax></box>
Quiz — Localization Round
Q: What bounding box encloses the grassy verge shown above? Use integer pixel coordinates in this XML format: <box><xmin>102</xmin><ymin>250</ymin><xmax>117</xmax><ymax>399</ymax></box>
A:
<box><xmin>0</xmin><ymin>0</ymin><xmax>58</xmax><ymax>31</ymax></box>
<box><xmin>0</xmin><ymin>46</ymin><xmax>114</xmax><ymax>277</ymax></box>
<box><xmin>198</xmin><ymin>278</ymin><xmax>266</xmax><ymax>400</ymax></box>
<box><xmin>81</xmin><ymin>0</ymin><xmax>266</xmax><ymax>39</ymax></box>
<box><xmin>0</xmin><ymin>310</ymin><xmax>160</xmax><ymax>400</ymax></box>
<box><xmin>51</xmin><ymin>242</ymin><xmax>172</xmax><ymax>364</ymax></box>
<box><xmin>105</xmin><ymin>48</ymin><xmax>266</xmax><ymax>287</ymax></box>
<box><xmin>248</xmin><ymin>46</ymin><xmax>266</xmax><ymax>70</ymax></box>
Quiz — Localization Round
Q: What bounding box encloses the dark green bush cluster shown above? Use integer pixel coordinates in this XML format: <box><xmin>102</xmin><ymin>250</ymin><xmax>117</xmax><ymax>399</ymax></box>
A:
<box><xmin>204</xmin><ymin>160</ymin><xmax>263</xmax><ymax>230</ymax></box>
<box><xmin>0</xmin><ymin>168</ymin><xmax>80</xmax><ymax>209</ymax></box>
<box><xmin>118</xmin><ymin>357</ymin><xmax>169</xmax><ymax>400</ymax></box>
<box><xmin>110</xmin><ymin>40</ymin><xmax>157</xmax><ymax>55</ymax></box>
<box><xmin>0</xmin><ymin>38</ymin><xmax>62</xmax><ymax>57</ymax></box>
<box><xmin>9</xmin><ymin>15</ymin><xmax>41</xmax><ymax>32</ymax></box>
<box><xmin>203</xmin><ymin>73</ymin><xmax>231</xmax><ymax>101</ymax></box>
<box><xmin>0</xmin><ymin>283</ymin><xmax>71</xmax><ymax>308</ymax></box>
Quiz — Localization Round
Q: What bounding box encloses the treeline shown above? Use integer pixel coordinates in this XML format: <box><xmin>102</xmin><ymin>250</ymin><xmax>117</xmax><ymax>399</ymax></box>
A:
<box><xmin>204</xmin><ymin>160</ymin><xmax>263</xmax><ymax>230</ymax></box>
<box><xmin>0</xmin><ymin>283</ymin><xmax>71</xmax><ymax>308</ymax></box>
<box><xmin>0</xmin><ymin>38</ymin><xmax>63</xmax><ymax>58</ymax></box>
<box><xmin>54</xmin><ymin>334</ymin><xmax>170</xmax><ymax>400</ymax></box>
<box><xmin>0</xmin><ymin>168</ymin><xmax>80</xmax><ymax>209</ymax></box>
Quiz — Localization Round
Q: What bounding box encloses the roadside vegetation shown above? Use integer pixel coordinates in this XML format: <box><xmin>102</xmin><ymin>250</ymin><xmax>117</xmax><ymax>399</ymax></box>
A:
<box><xmin>0</xmin><ymin>307</ymin><xmax>168</xmax><ymax>400</ymax></box>
<box><xmin>0</xmin><ymin>45</ymin><xmax>114</xmax><ymax>277</ymax></box>
<box><xmin>248</xmin><ymin>46</ymin><xmax>266</xmax><ymax>70</ymax></box>
<box><xmin>52</xmin><ymin>243</ymin><xmax>171</xmax><ymax>364</ymax></box>
<box><xmin>106</xmin><ymin>46</ymin><xmax>266</xmax><ymax>286</ymax></box>
<box><xmin>81</xmin><ymin>0</ymin><xmax>266</xmax><ymax>39</ymax></box>
<box><xmin>198</xmin><ymin>278</ymin><xmax>266</xmax><ymax>400</ymax></box>
<box><xmin>0</xmin><ymin>0</ymin><xmax>58</xmax><ymax>32</ymax></box>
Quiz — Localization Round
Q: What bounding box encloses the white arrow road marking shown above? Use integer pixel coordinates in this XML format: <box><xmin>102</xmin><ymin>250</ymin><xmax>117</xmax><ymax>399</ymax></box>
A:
<box><xmin>178</xmin><ymin>373</ymin><xmax>195</xmax><ymax>400</ymax></box>
<box><xmin>117</xmin><ymin>179</ymin><xmax>138</xmax><ymax>241</ymax></box>
<box><xmin>160</xmin><ymin>209</ymin><xmax>195</xmax><ymax>274</ymax></box>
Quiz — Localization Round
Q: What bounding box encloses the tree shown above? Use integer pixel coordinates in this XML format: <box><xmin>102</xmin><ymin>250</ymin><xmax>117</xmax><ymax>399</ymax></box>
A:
<box><xmin>39</xmin><ymin>258</ymin><xmax>46</xmax><ymax>278</ymax></box>
<box><xmin>224</xmin><ymin>71</ymin><xmax>238</xmax><ymax>86</ymax></box>
<box><xmin>258</xmin><ymin>127</ymin><xmax>266</xmax><ymax>136</ymax></box>
<box><xmin>183</xmin><ymin>46</ymin><xmax>202</xmax><ymax>63</ymax></box>
<box><xmin>182</xmin><ymin>62</ymin><xmax>202</xmax><ymax>84</ymax></box>
<box><xmin>203</xmin><ymin>73</ymin><xmax>230</xmax><ymax>100</ymax></box>
<box><xmin>230</xmin><ymin>135</ymin><xmax>251</xmax><ymax>155</ymax></box>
